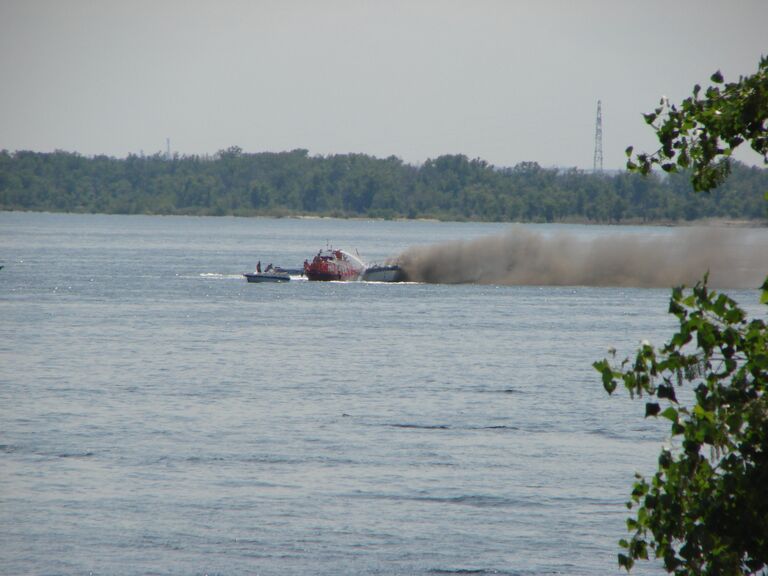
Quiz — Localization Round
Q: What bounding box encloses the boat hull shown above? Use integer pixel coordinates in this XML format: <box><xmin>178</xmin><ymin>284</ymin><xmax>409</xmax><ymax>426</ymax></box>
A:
<box><xmin>244</xmin><ymin>272</ymin><xmax>290</xmax><ymax>283</ymax></box>
<box><xmin>305</xmin><ymin>270</ymin><xmax>349</xmax><ymax>281</ymax></box>
<box><xmin>304</xmin><ymin>248</ymin><xmax>364</xmax><ymax>282</ymax></box>
<box><xmin>361</xmin><ymin>264</ymin><xmax>406</xmax><ymax>282</ymax></box>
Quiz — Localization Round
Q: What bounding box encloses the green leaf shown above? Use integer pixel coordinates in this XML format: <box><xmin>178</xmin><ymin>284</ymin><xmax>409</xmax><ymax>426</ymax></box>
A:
<box><xmin>595</xmin><ymin>360</ymin><xmax>618</xmax><ymax>394</ymax></box>
<box><xmin>618</xmin><ymin>553</ymin><xmax>634</xmax><ymax>570</ymax></box>
<box><xmin>645</xmin><ymin>402</ymin><xmax>661</xmax><ymax>417</ymax></box>
<box><xmin>656</xmin><ymin>384</ymin><xmax>677</xmax><ymax>402</ymax></box>
<box><xmin>632</xmin><ymin>480</ymin><xmax>648</xmax><ymax>498</ymax></box>
<box><xmin>693</xmin><ymin>403</ymin><xmax>715</xmax><ymax>423</ymax></box>
<box><xmin>711</xmin><ymin>70</ymin><xmax>724</xmax><ymax>83</ymax></box>
<box><xmin>660</xmin><ymin>406</ymin><xmax>679</xmax><ymax>421</ymax></box>
<box><xmin>619</xmin><ymin>538</ymin><xmax>629</xmax><ymax>549</ymax></box>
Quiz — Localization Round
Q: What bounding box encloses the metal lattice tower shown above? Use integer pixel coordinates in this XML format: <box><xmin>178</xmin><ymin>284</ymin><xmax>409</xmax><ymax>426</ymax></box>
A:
<box><xmin>593</xmin><ymin>100</ymin><xmax>603</xmax><ymax>172</ymax></box>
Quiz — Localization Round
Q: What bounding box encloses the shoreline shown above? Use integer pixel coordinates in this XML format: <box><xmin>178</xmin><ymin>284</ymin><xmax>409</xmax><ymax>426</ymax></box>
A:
<box><xmin>1</xmin><ymin>208</ymin><xmax>766</xmax><ymax>228</ymax></box>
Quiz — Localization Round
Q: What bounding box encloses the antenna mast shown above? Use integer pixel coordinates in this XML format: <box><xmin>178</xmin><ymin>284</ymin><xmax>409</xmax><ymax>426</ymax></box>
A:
<box><xmin>593</xmin><ymin>100</ymin><xmax>603</xmax><ymax>172</ymax></box>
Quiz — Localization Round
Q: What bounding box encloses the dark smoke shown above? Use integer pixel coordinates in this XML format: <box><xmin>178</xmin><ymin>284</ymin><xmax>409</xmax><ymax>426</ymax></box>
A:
<box><xmin>398</xmin><ymin>226</ymin><xmax>768</xmax><ymax>288</ymax></box>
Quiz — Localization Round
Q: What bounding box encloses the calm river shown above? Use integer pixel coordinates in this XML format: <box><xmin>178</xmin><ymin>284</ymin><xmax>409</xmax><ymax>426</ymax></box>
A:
<box><xmin>2</xmin><ymin>212</ymin><xmax>765</xmax><ymax>575</ymax></box>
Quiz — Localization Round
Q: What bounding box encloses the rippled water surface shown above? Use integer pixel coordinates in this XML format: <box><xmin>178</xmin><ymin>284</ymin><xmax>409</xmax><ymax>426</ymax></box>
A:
<box><xmin>2</xmin><ymin>213</ymin><xmax>764</xmax><ymax>575</ymax></box>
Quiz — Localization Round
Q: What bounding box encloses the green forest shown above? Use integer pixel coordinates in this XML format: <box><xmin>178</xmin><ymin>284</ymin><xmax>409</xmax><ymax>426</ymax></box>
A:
<box><xmin>1</xmin><ymin>147</ymin><xmax>766</xmax><ymax>223</ymax></box>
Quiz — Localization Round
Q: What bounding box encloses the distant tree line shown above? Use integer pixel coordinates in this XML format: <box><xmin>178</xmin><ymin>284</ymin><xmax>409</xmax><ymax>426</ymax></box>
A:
<box><xmin>1</xmin><ymin>147</ymin><xmax>766</xmax><ymax>222</ymax></box>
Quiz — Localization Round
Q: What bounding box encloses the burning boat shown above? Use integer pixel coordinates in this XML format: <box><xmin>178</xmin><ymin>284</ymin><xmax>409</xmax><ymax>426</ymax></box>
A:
<box><xmin>304</xmin><ymin>248</ymin><xmax>365</xmax><ymax>281</ymax></box>
<box><xmin>360</xmin><ymin>262</ymin><xmax>407</xmax><ymax>282</ymax></box>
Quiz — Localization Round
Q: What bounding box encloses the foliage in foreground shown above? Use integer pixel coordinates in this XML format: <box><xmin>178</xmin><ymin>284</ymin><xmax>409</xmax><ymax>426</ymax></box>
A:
<box><xmin>601</xmin><ymin>54</ymin><xmax>768</xmax><ymax>575</ymax></box>
<box><xmin>595</xmin><ymin>280</ymin><xmax>768</xmax><ymax>574</ymax></box>
<box><xmin>627</xmin><ymin>56</ymin><xmax>768</xmax><ymax>192</ymax></box>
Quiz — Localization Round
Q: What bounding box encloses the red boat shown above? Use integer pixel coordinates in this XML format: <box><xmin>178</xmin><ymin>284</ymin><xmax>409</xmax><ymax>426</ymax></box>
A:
<box><xmin>304</xmin><ymin>248</ymin><xmax>365</xmax><ymax>281</ymax></box>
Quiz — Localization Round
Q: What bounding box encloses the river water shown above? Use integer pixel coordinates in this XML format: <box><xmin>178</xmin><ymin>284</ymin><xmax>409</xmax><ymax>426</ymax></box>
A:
<box><xmin>1</xmin><ymin>212</ymin><xmax>765</xmax><ymax>575</ymax></box>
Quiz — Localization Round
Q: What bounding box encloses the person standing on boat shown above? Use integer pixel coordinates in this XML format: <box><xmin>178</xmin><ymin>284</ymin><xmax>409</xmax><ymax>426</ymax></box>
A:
<box><xmin>256</xmin><ymin>261</ymin><xmax>261</xmax><ymax>273</ymax></box>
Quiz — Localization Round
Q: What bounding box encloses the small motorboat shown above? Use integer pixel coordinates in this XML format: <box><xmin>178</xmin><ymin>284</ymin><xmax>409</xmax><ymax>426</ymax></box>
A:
<box><xmin>244</xmin><ymin>265</ymin><xmax>291</xmax><ymax>283</ymax></box>
<box><xmin>360</xmin><ymin>263</ymin><xmax>407</xmax><ymax>282</ymax></box>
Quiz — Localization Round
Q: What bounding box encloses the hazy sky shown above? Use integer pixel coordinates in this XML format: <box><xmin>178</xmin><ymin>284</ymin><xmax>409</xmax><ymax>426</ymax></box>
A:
<box><xmin>1</xmin><ymin>0</ymin><xmax>766</xmax><ymax>169</ymax></box>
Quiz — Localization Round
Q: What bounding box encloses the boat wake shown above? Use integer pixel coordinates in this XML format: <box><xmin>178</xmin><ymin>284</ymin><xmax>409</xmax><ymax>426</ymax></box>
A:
<box><xmin>198</xmin><ymin>273</ymin><xmax>244</xmax><ymax>280</ymax></box>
